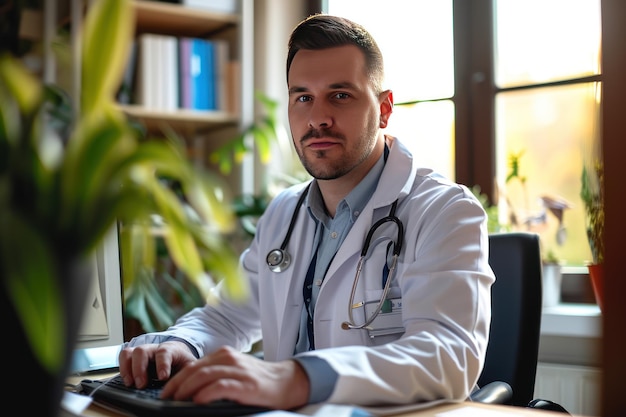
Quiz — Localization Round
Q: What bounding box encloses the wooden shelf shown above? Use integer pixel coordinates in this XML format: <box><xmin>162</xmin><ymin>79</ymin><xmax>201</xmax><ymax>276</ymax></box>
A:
<box><xmin>120</xmin><ymin>105</ymin><xmax>238</xmax><ymax>136</ymax></box>
<box><xmin>123</xmin><ymin>1</ymin><xmax>244</xmax><ymax>138</ymax></box>
<box><xmin>133</xmin><ymin>1</ymin><xmax>238</xmax><ymax>38</ymax></box>
<box><xmin>18</xmin><ymin>2</ymin><xmax>238</xmax><ymax>40</ymax></box>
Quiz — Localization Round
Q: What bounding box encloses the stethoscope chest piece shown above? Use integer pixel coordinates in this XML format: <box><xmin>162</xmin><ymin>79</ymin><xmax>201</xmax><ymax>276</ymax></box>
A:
<box><xmin>266</xmin><ymin>184</ymin><xmax>311</xmax><ymax>273</ymax></box>
<box><xmin>267</xmin><ymin>248</ymin><xmax>291</xmax><ymax>273</ymax></box>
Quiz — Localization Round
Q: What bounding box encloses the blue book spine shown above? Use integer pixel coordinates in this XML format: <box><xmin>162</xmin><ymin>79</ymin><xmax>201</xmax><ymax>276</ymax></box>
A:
<box><xmin>190</xmin><ymin>38</ymin><xmax>210</xmax><ymax>110</ymax></box>
<box><xmin>204</xmin><ymin>40</ymin><xmax>216</xmax><ymax>110</ymax></box>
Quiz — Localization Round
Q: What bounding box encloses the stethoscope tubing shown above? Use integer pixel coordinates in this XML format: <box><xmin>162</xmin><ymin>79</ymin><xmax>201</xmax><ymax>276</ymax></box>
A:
<box><xmin>342</xmin><ymin>253</ymin><xmax>399</xmax><ymax>330</ymax></box>
<box><xmin>266</xmin><ymin>182</ymin><xmax>404</xmax><ymax>332</ymax></box>
<box><xmin>342</xmin><ymin>203</ymin><xmax>404</xmax><ymax>330</ymax></box>
<box><xmin>279</xmin><ymin>184</ymin><xmax>311</xmax><ymax>251</ymax></box>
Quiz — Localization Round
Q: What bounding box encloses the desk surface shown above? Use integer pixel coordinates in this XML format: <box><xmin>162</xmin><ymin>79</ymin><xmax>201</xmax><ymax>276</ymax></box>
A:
<box><xmin>65</xmin><ymin>373</ymin><xmax>579</xmax><ymax>417</ymax></box>
<box><xmin>68</xmin><ymin>400</ymin><xmax>581</xmax><ymax>417</ymax></box>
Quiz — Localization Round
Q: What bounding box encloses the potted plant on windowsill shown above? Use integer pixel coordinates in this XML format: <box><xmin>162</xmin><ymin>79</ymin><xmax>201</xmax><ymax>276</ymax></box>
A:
<box><xmin>580</xmin><ymin>161</ymin><xmax>604</xmax><ymax>310</ymax></box>
<box><xmin>0</xmin><ymin>0</ymin><xmax>244</xmax><ymax>415</ymax></box>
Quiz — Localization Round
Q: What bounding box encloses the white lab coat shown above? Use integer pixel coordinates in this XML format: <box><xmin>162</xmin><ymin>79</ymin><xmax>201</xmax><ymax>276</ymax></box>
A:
<box><xmin>128</xmin><ymin>137</ymin><xmax>495</xmax><ymax>407</ymax></box>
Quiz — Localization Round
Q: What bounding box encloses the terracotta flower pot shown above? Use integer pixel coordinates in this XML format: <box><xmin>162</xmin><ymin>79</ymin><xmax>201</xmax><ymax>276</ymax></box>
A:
<box><xmin>587</xmin><ymin>263</ymin><xmax>604</xmax><ymax>311</ymax></box>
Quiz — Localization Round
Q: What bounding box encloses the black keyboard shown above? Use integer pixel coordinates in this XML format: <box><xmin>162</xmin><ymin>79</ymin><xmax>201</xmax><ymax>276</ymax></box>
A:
<box><xmin>79</xmin><ymin>374</ymin><xmax>271</xmax><ymax>417</ymax></box>
<box><xmin>95</xmin><ymin>374</ymin><xmax>166</xmax><ymax>399</ymax></box>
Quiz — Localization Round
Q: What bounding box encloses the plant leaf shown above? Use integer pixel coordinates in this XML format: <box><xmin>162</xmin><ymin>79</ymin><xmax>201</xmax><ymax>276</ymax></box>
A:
<box><xmin>82</xmin><ymin>0</ymin><xmax>135</xmax><ymax>115</ymax></box>
<box><xmin>0</xmin><ymin>56</ymin><xmax>42</xmax><ymax>115</ymax></box>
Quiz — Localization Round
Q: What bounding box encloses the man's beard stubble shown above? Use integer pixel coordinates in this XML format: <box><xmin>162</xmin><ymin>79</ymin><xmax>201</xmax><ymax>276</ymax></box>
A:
<box><xmin>294</xmin><ymin>126</ymin><xmax>376</xmax><ymax>181</ymax></box>
<box><xmin>296</xmin><ymin>128</ymin><xmax>347</xmax><ymax>180</ymax></box>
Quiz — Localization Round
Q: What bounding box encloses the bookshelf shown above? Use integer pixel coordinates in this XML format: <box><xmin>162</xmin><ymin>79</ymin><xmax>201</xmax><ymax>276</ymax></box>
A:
<box><xmin>121</xmin><ymin>0</ymin><xmax>253</xmax><ymax>139</ymax></box>
<box><xmin>118</xmin><ymin>0</ymin><xmax>256</xmax><ymax>335</ymax></box>
<box><xmin>133</xmin><ymin>1</ymin><xmax>239</xmax><ymax>37</ymax></box>
<box><xmin>14</xmin><ymin>1</ymin><xmax>253</xmax><ymax>163</ymax></box>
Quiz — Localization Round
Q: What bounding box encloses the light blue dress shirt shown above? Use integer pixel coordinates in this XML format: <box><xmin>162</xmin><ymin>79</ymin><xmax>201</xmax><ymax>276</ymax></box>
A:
<box><xmin>294</xmin><ymin>147</ymin><xmax>387</xmax><ymax>402</ymax></box>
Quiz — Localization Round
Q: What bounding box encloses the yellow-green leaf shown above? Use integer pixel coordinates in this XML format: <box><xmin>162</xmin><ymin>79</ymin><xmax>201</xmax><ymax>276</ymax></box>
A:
<box><xmin>0</xmin><ymin>56</ymin><xmax>42</xmax><ymax>115</ymax></box>
<box><xmin>82</xmin><ymin>0</ymin><xmax>135</xmax><ymax>115</ymax></box>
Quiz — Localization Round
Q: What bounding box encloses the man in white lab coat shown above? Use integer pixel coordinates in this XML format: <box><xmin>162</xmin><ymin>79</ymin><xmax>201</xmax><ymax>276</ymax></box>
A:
<box><xmin>119</xmin><ymin>14</ymin><xmax>495</xmax><ymax>411</ymax></box>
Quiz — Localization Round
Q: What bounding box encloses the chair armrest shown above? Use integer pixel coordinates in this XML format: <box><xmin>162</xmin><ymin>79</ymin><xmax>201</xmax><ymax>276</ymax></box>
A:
<box><xmin>528</xmin><ymin>399</ymin><xmax>571</xmax><ymax>414</ymax></box>
<box><xmin>469</xmin><ymin>381</ymin><xmax>513</xmax><ymax>404</ymax></box>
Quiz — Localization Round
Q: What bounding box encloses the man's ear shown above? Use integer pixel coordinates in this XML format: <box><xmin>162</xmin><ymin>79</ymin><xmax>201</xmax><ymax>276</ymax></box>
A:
<box><xmin>379</xmin><ymin>90</ymin><xmax>393</xmax><ymax>128</ymax></box>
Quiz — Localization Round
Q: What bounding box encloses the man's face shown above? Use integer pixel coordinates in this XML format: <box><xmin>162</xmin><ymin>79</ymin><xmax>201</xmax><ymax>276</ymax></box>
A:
<box><xmin>287</xmin><ymin>45</ymin><xmax>392</xmax><ymax>181</ymax></box>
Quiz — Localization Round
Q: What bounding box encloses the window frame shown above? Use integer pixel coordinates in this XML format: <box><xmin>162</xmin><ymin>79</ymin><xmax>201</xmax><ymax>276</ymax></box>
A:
<box><xmin>314</xmin><ymin>0</ymin><xmax>602</xmax><ymax>207</ymax></box>
<box><xmin>453</xmin><ymin>0</ymin><xmax>495</xmax><ymax>200</ymax></box>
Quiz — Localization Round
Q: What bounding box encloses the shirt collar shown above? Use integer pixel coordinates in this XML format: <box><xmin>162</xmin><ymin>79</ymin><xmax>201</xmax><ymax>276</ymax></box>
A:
<box><xmin>307</xmin><ymin>147</ymin><xmax>387</xmax><ymax>224</ymax></box>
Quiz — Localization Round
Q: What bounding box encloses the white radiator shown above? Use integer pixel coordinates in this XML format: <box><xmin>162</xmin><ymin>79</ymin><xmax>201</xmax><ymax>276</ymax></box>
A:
<box><xmin>534</xmin><ymin>362</ymin><xmax>601</xmax><ymax>416</ymax></box>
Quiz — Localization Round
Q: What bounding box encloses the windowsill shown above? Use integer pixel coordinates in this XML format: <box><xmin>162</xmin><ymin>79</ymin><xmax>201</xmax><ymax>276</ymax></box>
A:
<box><xmin>541</xmin><ymin>303</ymin><xmax>602</xmax><ymax>338</ymax></box>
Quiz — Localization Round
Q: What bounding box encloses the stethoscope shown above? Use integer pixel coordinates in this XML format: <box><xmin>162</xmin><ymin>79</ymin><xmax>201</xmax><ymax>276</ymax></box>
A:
<box><xmin>265</xmin><ymin>184</ymin><xmax>312</xmax><ymax>273</ymax></box>
<box><xmin>265</xmin><ymin>183</ymin><xmax>405</xmax><ymax>331</ymax></box>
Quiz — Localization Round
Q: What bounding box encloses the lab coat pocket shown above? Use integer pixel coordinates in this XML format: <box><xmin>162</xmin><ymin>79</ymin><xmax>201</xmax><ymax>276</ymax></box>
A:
<box><xmin>363</xmin><ymin>289</ymin><xmax>404</xmax><ymax>339</ymax></box>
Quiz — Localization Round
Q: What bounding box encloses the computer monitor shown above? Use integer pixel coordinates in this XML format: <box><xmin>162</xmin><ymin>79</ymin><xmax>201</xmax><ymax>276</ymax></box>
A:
<box><xmin>69</xmin><ymin>223</ymin><xmax>125</xmax><ymax>374</ymax></box>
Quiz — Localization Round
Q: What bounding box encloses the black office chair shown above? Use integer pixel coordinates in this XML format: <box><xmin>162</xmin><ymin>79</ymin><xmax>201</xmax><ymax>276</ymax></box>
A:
<box><xmin>470</xmin><ymin>232</ymin><xmax>569</xmax><ymax>414</ymax></box>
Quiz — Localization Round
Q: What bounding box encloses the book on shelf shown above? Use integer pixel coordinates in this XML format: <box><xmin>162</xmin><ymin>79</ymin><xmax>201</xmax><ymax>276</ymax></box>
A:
<box><xmin>213</xmin><ymin>39</ymin><xmax>229</xmax><ymax>112</ymax></box>
<box><xmin>127</xmin><ymin>34</ymin><xmax>238</xmax><ymax>115</ymax></box>
<box><xmin>162</xmin><ymin>35</ymin><xmax>179</xmax><ymax>111</ymax></box>
<box><xmin>178</xmin><ymin>37</ymin><xmax>233</xmax><ymax>112</ymax></box>
<box><xmin>204</xmin><ymin>39</ymin><xmax>216</xmax><ymax>110</ymax></box>
<box><xmin>178</xmin><ymin>37</ymin><xmax>192</xmax><ymax>109</ymax></box>
<box><xmin>135</xmin><ymin>34</ymin><xmax>156</xmax><ymax>108</ymax></box>
<box><xmin>225</xmin><ymin>60</ymin><xmax>240</xmax><ymax>115</ymax></box>
<box><xmin>135</xmin><ymin>33</ymin><xmax>179</xmax><ymax>110</ymax></box>
<box><xmin>179</xmin><ymin>37</ymin><xmax>214</xmax><ymax>111</ymax></box>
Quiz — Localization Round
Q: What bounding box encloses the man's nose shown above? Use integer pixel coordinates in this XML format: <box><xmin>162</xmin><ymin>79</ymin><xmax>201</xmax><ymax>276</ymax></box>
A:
<box><xmin>308</xmin><ymin>101</ymin><xmax>333</xmax><ymax>129</ymax></box>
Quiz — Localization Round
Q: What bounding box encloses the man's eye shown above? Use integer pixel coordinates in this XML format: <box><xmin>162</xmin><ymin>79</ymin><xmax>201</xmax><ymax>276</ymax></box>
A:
<box><xmin>334</xmin><ymin>92</ymin><xmax>349</xmax><ymax>100</ymax></box>
<box><xmin>297</xmin><ymin>95</ymin><xmax>312</xmax><ymax>103</ymax></box>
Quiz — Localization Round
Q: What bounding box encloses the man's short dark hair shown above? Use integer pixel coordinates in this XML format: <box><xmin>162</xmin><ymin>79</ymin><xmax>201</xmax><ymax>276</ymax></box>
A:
<box><xmin>286</xmin><ymin>14</ymin><xmax>385</xmax><ymax>93</ymax></box>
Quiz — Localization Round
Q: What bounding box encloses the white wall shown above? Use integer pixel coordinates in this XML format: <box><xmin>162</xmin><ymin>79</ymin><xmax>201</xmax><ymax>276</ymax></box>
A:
<box><xmin>251</xmin><ymin>0</ymin><xmax>308</xmax><ymax>195</ymax></box>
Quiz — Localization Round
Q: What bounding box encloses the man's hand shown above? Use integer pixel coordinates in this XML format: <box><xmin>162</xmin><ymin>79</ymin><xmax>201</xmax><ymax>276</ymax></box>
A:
<box><xmin>160</xmin><ymin>346</ymin><xmax>310</xmax><ymax>410</ymax></box>
<box><xmin>118</xmin><ymin>341</ymin><xmax>196</xmax><ymax>389</ymax></box>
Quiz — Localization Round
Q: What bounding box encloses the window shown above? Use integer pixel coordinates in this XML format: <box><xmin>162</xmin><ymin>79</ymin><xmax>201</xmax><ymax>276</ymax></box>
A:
<box><xmin>322</xmin><ymin>0</ymin><xmax>602</xmax><ymax>265</ymax></box>
<box><xmin>493</xmin><ymin>0</ymin><xmax>601</xmax><ymax>265</ymax></box>
<box><xmin>324</xmin><ymin>0</ymin><xmax>456</xmax><ymax>178</ymax></box>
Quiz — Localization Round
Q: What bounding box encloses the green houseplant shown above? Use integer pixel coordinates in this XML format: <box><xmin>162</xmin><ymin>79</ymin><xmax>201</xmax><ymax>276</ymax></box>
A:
<box><xmin>0</xmin><ymin>0</ymin><xmax>244</xmax><ymax>415</ymax></box>
<box><xmin>580</xmin><ymin>161</ymin><xmax>605</xmax><ymax>265</ymax></box>
<box><xmin>580</xmin><ymin>161</ymin><xmax>604</xmax><ymax>309</ymax></box>
<box><xmin>124</xmin><ymin>92</ymin><xmax>286</xmax><ymax>334</ymax></box>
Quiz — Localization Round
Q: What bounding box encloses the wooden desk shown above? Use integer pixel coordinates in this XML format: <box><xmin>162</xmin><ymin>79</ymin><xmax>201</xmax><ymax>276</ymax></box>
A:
<box><xmin>393</xmin><ymin>402</ymin><xmax>575</xmax><ymax>416</ymax></box>
<box><xmin>69</xmin><ymin>401</ymin><xmax>580</xmax><ymax>417</ymax></box>
<box><xmin>65</xmin><ymin>373</ymin><xmax>578</xmax><ymax>417</ymax></box>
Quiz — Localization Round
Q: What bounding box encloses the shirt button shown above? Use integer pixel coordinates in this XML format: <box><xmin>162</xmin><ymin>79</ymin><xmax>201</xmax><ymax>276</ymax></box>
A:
<box><xmin>330</xmin><ymin>231</ymin><xmax>338</xmax><ymax>239</ymax></box>
<box><xmin>315</xmin><ymin>279</ymin><xmax>322</xmax><ymax>287</ymax></box>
